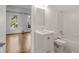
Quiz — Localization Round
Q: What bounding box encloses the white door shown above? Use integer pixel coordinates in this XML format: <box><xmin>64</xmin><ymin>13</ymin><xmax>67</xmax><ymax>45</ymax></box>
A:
<box><xmin>0</xmin><ymin>6</ymin><xmax>6</xmax><ymax>53</ymax></box>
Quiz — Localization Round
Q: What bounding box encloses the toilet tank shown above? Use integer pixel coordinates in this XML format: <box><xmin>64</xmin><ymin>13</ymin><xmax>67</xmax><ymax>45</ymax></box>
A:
<box><xmin>34</xmin><ymin>30</ymin><xmax>56</xmax><ymax>53</ymax></box>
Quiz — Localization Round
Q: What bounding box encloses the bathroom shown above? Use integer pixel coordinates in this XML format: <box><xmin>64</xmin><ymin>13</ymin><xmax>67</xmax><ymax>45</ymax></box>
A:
<box><xmin>31</xmin><ymin>5</ymin><xmax>79</xmax><ymax>53</ymax></box>
<box><xmin>0</xmin><ymin>5</ymin><xmax>79</xmax><ymax>53</ymax></box>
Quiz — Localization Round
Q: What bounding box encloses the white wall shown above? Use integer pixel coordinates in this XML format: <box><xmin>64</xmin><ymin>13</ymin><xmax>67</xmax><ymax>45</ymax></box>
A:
<box><xmin>0</xmin><ymin>5</ymin><xmax>6</xmax><ymax>53</ymax></box>
<box><xmin>31</xmin><ymin>6</ymin><xmax>62</xmax><ymax>52</ymax></box>
<box><xmin>46</xmin><ymin>6</ymin><xmax>79</xmax><ymax>40</ymax></box>
<box><xmin>63</xmin><ymin>11</ymin><xmax>79</xmax><ymax>52</ymax></box>
<box><xmin>45</xmin><ymin>6</ymin><xmax>57</xmax><ymax>31</ymax></box>
<box><xmin>45</xmin><ymin>6</ymin><xmax>79</xmax><ymax>52</ymax></box>
<box><xmin>31</xmin><ymin>6</ymin><xmax>45</xmax><ymax>52</ymax></box>
<box><xmin>45</xmin><ymin>6</ymin><xmax>62</xmax><ymax>36</ymax></box>
<box><xmin>32</xmin><ymin>7</ymin><xmax>45</xmax><ymax>30</ymax></box>
<box><xmin>6</xmin><ymin>6</ymin><xmax>31</xmax><ymax>34</ymax></box>
<box><xmin>63</xmin><ymin>11</ymin><xmax>79</xmax><ymax>41</ymax></box>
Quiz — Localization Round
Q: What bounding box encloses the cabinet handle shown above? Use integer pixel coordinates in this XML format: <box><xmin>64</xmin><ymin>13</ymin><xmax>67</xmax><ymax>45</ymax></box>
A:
<box><xmin>47</xmin><ymin>37</ymin><xmax>50</xmax><ymax>39</ymax></box>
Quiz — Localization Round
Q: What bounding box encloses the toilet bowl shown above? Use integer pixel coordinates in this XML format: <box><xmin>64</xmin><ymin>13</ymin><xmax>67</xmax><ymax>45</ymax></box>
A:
<box><xmin>54</xmin><ymin>38</ymin><xmax>79</xmax><ymax>53</ymax></box>
<box><xmin>54</xmin><ymin>38</ymin><xmax>66</xmax><ymax>53</ymax></box>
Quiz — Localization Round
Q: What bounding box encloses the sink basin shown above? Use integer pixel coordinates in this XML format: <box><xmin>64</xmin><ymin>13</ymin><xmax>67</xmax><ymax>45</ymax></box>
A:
<box><xmin>34</xmin><ymin>29</ymin><xmax>55</xmax><ymax>53</ymax></box>
<box><xmin>35</xmin><ymin>29</ymin><xmax>54</xmax><ymax>35</ymax></box>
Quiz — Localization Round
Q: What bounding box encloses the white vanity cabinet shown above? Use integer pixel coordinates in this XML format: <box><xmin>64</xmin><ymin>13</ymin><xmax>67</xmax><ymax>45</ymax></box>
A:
<box><xmin>34</xmin><ymin>30</ymin><xmax>55</xmax><ymax>53</ymax></box>
<box><xmin>45</xmin><ymin>34</ymin><xmax>55</xmax><ymax>53</ymax></box>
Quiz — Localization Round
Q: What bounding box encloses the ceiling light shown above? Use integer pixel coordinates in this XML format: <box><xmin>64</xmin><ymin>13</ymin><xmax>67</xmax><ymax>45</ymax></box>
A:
<box><xmin>34</xmin><ymin>5</ymin><xmax>48</xmax><ymax>10</ymax></box>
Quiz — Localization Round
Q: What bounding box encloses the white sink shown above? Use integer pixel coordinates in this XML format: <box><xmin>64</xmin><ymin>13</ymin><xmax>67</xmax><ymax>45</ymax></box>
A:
<box><xmin>35</xmin><ymin>29</ymin><xmax>54</xmax><ymax>35</ymax></box>
<box><xmin>34</xmin><ymin>29</ymin><xmax>55</xmax><ymax>53</ymax></box>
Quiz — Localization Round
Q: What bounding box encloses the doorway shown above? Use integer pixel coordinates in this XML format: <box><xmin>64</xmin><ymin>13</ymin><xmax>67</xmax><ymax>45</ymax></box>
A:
<box><xmin>6</xmin><ymin>5</ymin><xmax>32</xmax><ymax>53</ymax></box>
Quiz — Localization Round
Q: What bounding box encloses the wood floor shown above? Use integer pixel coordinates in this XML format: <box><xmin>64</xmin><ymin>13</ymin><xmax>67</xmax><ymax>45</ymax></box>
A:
<box><xmin>6</xmin><ymin>32</ymin><xmax>31</xmax><ymax>53</ymax></box>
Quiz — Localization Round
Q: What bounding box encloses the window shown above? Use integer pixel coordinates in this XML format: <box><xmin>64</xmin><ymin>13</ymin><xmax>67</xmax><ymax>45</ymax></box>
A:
<box><xmin>10</xmin><ymin>15</ymin><xmax>18</xmax><ymax>30</ymax></box>
<box><xmin>27</xmin><ymin>15</ymin><xmax>31</xmax><ymax>28</ymax></box>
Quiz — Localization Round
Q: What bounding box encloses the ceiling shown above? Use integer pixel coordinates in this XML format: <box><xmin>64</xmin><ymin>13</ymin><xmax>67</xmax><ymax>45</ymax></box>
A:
<box><xmin>7</xmin><ymin>5</ymin><xmax>79</xmax><ymax>13</ymax></box>
<box><xmin>49</xmin><ymin>5</ymin><xmax>79</xmax><ymax>12</ymax></box>
<box><xmin>7</xmin><ymin>5</ymin><xmax>32</xmax><ymax>15</ymax></box>
<box><xmin>7</xmin><ymin>5</ymin><xmax>31</xmax><ymax>10</ymax></box>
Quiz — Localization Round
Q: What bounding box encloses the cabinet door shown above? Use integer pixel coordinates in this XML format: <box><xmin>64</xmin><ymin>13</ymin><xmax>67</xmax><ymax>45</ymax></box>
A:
<box><xmin>45</xmin><ymin>34</ymin><xmax>54</xmax><ymax>53</ymax></box>
<box><xmin>38</xmin><ymin>35</ymin><xmax>47</xmax><ymax>53</ymax></box>
<box><xmin>34</xmin><ymin>34</ymin><xmax>46</xmax><ymax>53</ymax></box>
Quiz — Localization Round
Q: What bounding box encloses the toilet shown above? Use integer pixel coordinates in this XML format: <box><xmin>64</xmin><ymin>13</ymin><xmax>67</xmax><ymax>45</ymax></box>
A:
<box><xmin>54</xmin><ymin>38</ymin><xmax>66</xmax><ymax>53</ymax></box>
<box><xmin>54</xmin><ymin>38</ymin><xmax>79</xmax><ymax>53</ymax></box>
